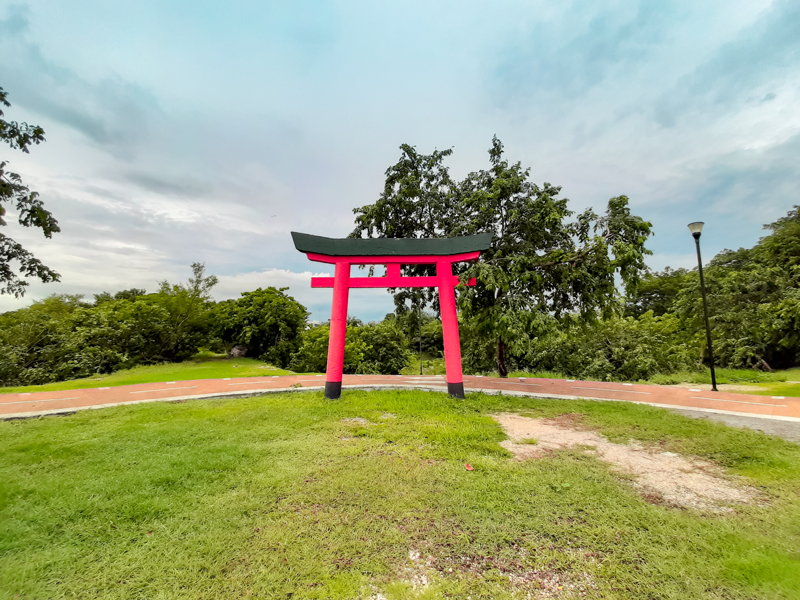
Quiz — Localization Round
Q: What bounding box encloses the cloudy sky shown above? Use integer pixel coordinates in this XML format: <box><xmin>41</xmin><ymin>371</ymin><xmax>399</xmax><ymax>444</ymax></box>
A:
<box><xmin>1</xmin><ymin>0</ymin><xmax>798</xmax><ymax>320</ymax></box>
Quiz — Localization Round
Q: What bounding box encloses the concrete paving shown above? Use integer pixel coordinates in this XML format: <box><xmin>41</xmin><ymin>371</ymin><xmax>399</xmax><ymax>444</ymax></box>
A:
<box><xmin>668</xmin><ymin>408</ymin><xmax>800</xmax><ymax>442</ymax></box>
<box><xmin>2</xmin><ymin>374</ymin><xmax>798</xmax><ymax>441</ymax></box>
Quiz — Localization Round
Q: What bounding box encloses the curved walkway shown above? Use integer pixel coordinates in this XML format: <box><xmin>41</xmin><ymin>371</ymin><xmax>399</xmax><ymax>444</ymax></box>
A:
<box><xmin>2</xmin><ymin>374</ymin><xmax>798</xmax><ymax>423</ymax></box>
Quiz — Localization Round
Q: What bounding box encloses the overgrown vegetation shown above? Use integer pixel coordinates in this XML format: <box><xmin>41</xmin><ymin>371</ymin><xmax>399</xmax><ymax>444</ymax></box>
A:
<box><xmin>0</xmin><ymin>264</ymin><xmax>223</xmax><ymax>386</ymax></box>
<box><xmin>289</xmin><ymin>318</ymin><xmax>411</xmax><ymax>375</ymax></box>
<box><xmin>351</xmin><ymin>139</ymin><xmax>799</xmax><ymax>379</ymax></box>
<box><xmin>211</xmin><ymin>286</ymin><xmax>308</xmax><ymax>368</ymax></box>
<box><xmin>2</xmin><ymin>390</ymin><xmax>799</xmax><ymax>599</ymax></box>
<box><xmin>460</xmin><ymin>205</ymin><xmax>800</xmax><ymax>379</ymax></box>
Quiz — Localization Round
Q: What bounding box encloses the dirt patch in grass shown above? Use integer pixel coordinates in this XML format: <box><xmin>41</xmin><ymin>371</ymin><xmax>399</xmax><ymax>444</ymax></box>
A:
<box><xmin>341</xmin><ymin>417</ymin><xmax>371</xmax><ymax>425</ymax></box>
<box><xmin>373</xmin><ymin>545</ymin><xmax>596</xmax><ymax>599</ymax></box>
<box><xmin>494</xmin><ymin>413</ymin><xmax>761</xmax><ymax>511</ymax></box>
<box><xmin>438</xmin><ymin>551</ymin><xmax>596</xmax><ymax>598</ymax></box>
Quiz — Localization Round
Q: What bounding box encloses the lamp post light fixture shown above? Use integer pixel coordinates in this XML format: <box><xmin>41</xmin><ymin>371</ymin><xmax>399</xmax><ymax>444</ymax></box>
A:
<box><xmin>688</xmin><ymin>221</ymin><xmax>718</xmax><ymax>392</ymax></box>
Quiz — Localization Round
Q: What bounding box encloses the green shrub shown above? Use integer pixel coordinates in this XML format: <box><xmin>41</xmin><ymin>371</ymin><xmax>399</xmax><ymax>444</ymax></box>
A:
<box><xmin>288</xmin><ymin>324</ymin><xmax>367</xmax><ymax>374</ymax></box>
<box><xmin>0</xmin><ymin>296</ymin><xmax>179</xmax><ymax>386</ymax></box>
<box><xmin>212</xmin><ymin>287</ymin><xmax>308</xmax><ymax>367</ymax></box>
<box><xmin>519</xmin><ymin>312</ymin><xmax>698</xmax><ymax>381</ymax></box>
<box><xmin>354</xmin><ymin>321</ymin><xmax>411</xmax><ymax>375</ymax></box>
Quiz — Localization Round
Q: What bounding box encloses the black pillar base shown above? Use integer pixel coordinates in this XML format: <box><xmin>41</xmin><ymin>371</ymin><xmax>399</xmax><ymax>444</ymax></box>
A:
<box><xmin>447</xmin><ymin>382</ymin><xmax>465</xmax><ymax>399</ymax></box>
<box><xmin>325</xmin><ymin>380</ymin><xmax>342</xmax><ymax>399</ymax></box>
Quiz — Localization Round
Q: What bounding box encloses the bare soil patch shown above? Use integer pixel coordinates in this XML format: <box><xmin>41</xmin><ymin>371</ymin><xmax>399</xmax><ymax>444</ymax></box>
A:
<box><xmin>341</xmin><ymin>417</ymin><xmax>371</xmax><ymax>425</ymax></box>
<box><xmin>372</xmin><ymin>546</ymin><xmax>596</xmax><ymax>599</ymax></box>
<box><xmin>494</xmin><ymin>413</ymin><xmax>760</xmax><ymax>511</ymax></box>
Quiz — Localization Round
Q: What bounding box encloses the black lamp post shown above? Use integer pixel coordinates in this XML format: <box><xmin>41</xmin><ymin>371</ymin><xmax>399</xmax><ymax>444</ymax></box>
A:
<box><xmin>419</xmin><ymin>303</ymin><xmax>423</xmax><ymax>375</ymax></box>
<box><xmin>688</xmin><ymin>222</ymin><xmax>718</xmax><ymax>392</ymax></box>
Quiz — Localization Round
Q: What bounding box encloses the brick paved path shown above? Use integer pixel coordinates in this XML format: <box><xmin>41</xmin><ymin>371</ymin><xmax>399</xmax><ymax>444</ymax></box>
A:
<box><xmin>2</xmin><ymin>374</ymin><xmax>798</xmax><ymax>422</ymax></box>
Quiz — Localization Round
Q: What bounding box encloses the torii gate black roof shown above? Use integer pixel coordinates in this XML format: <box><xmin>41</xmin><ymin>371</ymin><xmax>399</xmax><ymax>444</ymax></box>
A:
<box><xmin>291</xmin><ymin>231</ymin><xmax>493</xmax><ymax>257</ymax></box>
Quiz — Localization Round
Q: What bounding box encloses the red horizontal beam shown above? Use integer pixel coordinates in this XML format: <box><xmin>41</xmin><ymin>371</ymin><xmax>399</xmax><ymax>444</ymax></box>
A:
<box><xmin>305</xmin><ymin>251</ymin><xmax>481</xmax><ymax>265</ymax></box>
<box><xmin>311</xmin><ymin>275</ymin><xmax>476</xmax><ymax>289</ymax></box>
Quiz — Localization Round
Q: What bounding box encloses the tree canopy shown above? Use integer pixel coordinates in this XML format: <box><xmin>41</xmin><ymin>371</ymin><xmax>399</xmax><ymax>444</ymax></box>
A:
<box><xmin>351</xmin><ymin>137</ymin><xmax>653</xmax><ymax>376</ymax></box>
<box><xmin>212</xmin><ymin>286</ymin><xmax>309</xmax><ymax>368</ymax></box>
<box><xmin>0</xmin><ymin>86</ymin><xmax>60</xmax><ymax>297</ymax></box>
<box><xmin>669</xmin><ymin>206</ymin><xmax>800</xmax><ymax>370</ymax></box>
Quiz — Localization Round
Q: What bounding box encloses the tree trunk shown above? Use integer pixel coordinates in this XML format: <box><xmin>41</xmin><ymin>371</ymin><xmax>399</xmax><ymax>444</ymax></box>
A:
<box><xmin>497</xmin><ymin>337</ymin><xmax>508</xmax><ymax>378</ymax></box>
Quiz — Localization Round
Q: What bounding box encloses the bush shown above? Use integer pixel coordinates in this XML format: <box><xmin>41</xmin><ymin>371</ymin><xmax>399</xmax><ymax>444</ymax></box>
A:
<box><xmin>288</xmin><ymin>324</ymin><xmax>366</xmax><ymax>374</ymax></box>
<box><xmin>519</xmin><ymin>312</ymin><xmax>698</xmax><ymax>381</ymax></box>
<box><xmin>354</xmin><ymin>320</ymin><xmax>411</xmax><ymax>375</ymax></box>
<box><xmin>288</xmin><ymin>320</ymin><xmax>411</xmax><ymax>375</ymax></box>
<box><xmin>212</xmin><ymin>287</ymin><xmax>308</xmax><ymax>368</ymax></box>
<box><xmin>0</xmin><ymin>295</ymin><xmax>178</xmax><ymax>386</ymax></box>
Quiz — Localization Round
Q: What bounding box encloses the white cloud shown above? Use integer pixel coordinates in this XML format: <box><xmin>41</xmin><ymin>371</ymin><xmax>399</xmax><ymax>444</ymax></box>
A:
<box><xmin>214</xmin><ymin>268</ymin><xmax>396</xmax><ymax>322</ymax></box>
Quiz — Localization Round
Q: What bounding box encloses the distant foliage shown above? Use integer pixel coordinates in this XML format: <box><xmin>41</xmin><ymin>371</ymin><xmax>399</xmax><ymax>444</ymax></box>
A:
<box><xmin>0</xmin><ymin>295</ymin><xmax>177</xmax><ymax>386</ymax></box>
<box><xmin>0</xmin><ymin>264</ymin><xmax>219</xmax><ymax>386</ymax></box>
<box><xmin>288</xmin><ymin>324</ymin><xmax>366</xmax><ymax>374</ymax></box>
<box><xmin>389</xmin><ymin>310</ymin><xmax>444</xmax><ymax>358</ymax></box>
<box><xmin>624</xmin><ymin>267</ymin><xmax>689</xmax><ymax>317</ymax></box>
<box><xmin>288</xmin><ymin>320</ymin><xmax>410</xmax><ymax>375</ymax></box>
<box><xmin>354</xmin><ymin>320</ymin><xmax>411</xmax><ymax>375</ymax></box>
<box><xmin>520</xmin><ymin>313</ymin><xmax>697</xmax><ymax>381</ymax></box>
<box><xmin>212</xmin><ymin>287</ymin><xmax>308</xmax><ymax>368</ymax></box>
<box><xmin>141</xmin><ymin>263</ymin><xmax>219</xmax><ymax>363</ymax></box>
<box><xmin>669</xmin><ymin>207</ymin><xmax>800</xmax><ymax>370</ymax></box>
<box><xmin>419</xmin><ymin>320</ymin><xmax>444</xmax><ymax>357</ymax></box>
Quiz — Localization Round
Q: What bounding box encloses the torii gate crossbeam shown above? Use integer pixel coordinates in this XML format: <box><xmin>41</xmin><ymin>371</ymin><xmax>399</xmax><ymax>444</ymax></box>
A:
<box><xmin>292</xmin><ymin>232</ymin><xmax>492</xmax><ymax>399</ymax></box>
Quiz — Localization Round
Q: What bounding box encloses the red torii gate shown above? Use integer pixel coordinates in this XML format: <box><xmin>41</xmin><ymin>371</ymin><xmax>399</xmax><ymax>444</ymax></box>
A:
<box><xmin>292</xmin><ymin>232</ymin><xmax>492</xmax><ymax>399</ymax></box>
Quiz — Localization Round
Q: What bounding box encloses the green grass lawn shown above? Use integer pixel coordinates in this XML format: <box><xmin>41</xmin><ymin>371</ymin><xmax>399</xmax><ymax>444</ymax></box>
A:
<box><xmin>0</xmin><ymin>356</ymin><xmax>295</xmax><ymax>395</ymax></box>
<box><xmin>744</xmin><ymin>381</ymin><xmax>800</xmax><ymax>398</ymax></box>
<box><xmin>2</xmin><ymin>390</ymin><xmax>799</xmax><ymax>599</ymax></box>
<box><xmin>505</xmin><ymin>367</ymin><xmax>799</xmax><ymax>397</ymax></box>
<box><xmin>644</xmin><ymin>368</ymin><xmax>799</xmax><ymax>398</ymax></box>
<box><xmin>401</xmin><ymin>354</ymin><xmax>448</xmax><ymax>376</ymax></box>
<box><xmin>647</xmin><ymin>368</ymin><xmax>791</xmax><ymax>386</ymax></box>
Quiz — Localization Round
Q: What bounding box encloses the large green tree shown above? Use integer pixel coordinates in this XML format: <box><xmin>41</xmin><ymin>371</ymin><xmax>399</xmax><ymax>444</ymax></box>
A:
<box><xmin>0</xmin><ymin>86</ymin><xmax>60</xmax><ymax>297</ymax></box>
<box><xmin>352</xmin><ymin>137</ymin><xmax>653</xmax><ymax>376</ymax></box>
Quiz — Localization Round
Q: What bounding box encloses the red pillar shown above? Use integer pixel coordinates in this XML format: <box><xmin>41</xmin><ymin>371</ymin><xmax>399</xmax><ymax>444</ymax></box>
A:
<box><xmin>436</xmin><ymin>260</ymin><xmax>465</xmax><ymax>398</ymax></box>
<box><xmin>325</xmin><ymin>261</ymin><xmax>350</xmax><ymax>399</ymax></box>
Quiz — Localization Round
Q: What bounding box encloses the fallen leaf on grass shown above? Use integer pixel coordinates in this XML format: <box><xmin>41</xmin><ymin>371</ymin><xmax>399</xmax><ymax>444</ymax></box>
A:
<box><xmin>465</xmin><ymin>463</ymin><xmax>474</xmax><ymax>471</ymax></box>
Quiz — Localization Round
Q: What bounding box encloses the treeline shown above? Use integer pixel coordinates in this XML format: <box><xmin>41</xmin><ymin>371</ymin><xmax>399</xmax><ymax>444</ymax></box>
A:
<box><xmin>1</xmin><ymin>264</ymin><xmax>221</xmax><ymax>386</ymax></box>
<box><xmin>2</xmin><ymin>208</ymin><xmax>798</xmax><ymax>387</ymax></box>
<box><xmin>472</xmin><ymin>206</ymin><xmax>799</xmax><ymax>380</ymax></box>
<box><xmin>0</xmin><ymin>263</ymin><xmax>429</xmax><ymax>387</ymax></box>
